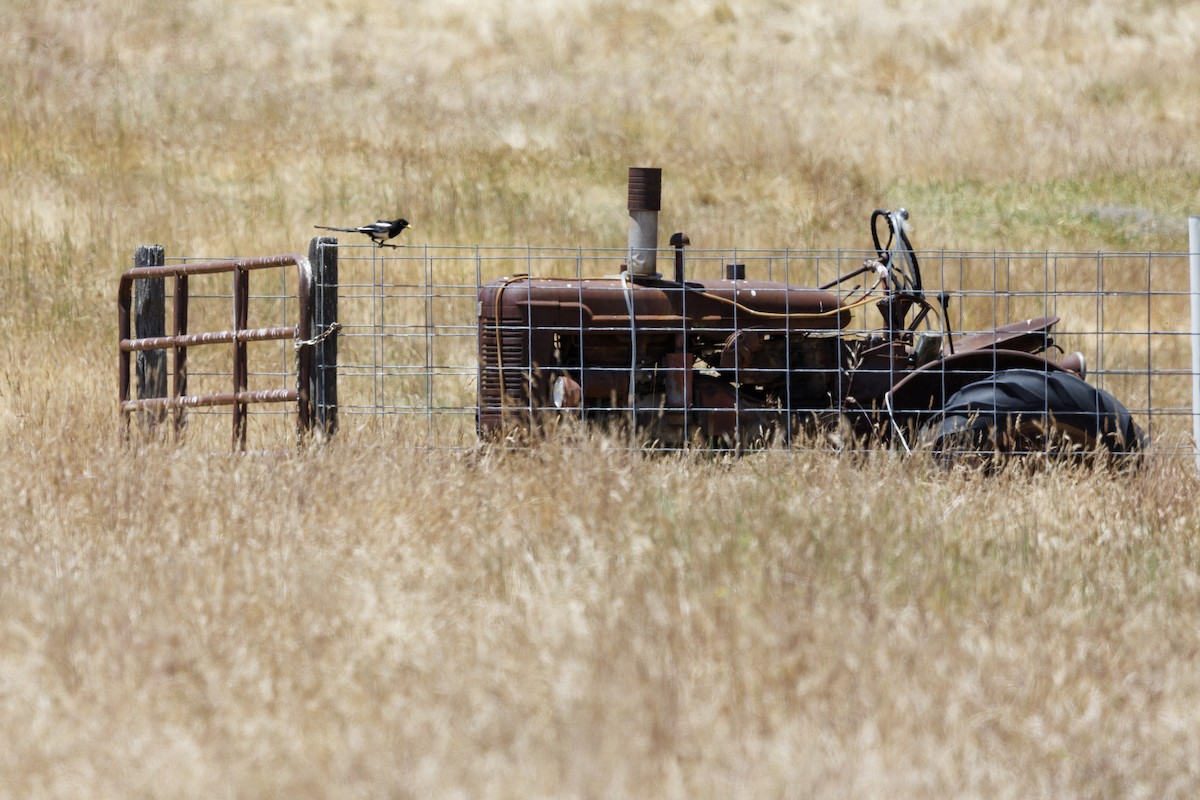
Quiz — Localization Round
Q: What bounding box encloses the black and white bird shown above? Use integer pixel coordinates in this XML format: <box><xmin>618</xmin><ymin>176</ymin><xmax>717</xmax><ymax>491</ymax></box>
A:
<box><xmin>314</xmin><ymin>217</ymin><xmax>411</xmax><ymax>248</ymax></box>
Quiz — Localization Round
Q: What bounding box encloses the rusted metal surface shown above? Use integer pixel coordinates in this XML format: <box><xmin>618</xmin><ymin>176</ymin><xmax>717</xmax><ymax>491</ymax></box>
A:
<box><xmin>120</xmin><ymin>326</ymin><xmax>300</xmax><ymax>351</ymax></box>
<box><xmin>474</xmin><ymin>167</ymin><xmax>1147</xmax><ymax>457</ymax></box>
<box><xmin>118</xmin><ymin>254</ymin><xmax>313</xmax><ymax>449</ymax></box>
<box><xmin>627</xmin><ymin>166</ymin><xmax>662</xmax><ymax>212</ymax></box>
<box><xmin>477</xmin><ymin>268</ymin><xmax>1099</xmax><ymax>447</ymax></box>
<box><xmin>480</xmin><ymin>276</ymin><xmax>848</xmax><ymax>331</ymax></box>
<box><xmin>477</xmin><ymin>273</ymin><xmax>852</xmax><ymax>432</ymax></box>
<box><xmin>120</xmin><ymin>388</ymin><xmax>298</xmax><ymax>412</ymax></box>
<box><xmin>952</xmin><ymin>316</ymin><xmax>1059</xmax><ymax>354</ymax></box>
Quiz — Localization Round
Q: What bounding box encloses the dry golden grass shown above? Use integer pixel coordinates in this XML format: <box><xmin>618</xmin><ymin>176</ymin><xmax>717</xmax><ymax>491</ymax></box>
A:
<box><xmin>4</xmin><ymin>0</ymin><xmax>1200</xmax><ymax>796</ymax></box>
<box><xmin>7</xmin><ymin>424</ymin><xmax>1200</xmax><ymax>796</ymax></box>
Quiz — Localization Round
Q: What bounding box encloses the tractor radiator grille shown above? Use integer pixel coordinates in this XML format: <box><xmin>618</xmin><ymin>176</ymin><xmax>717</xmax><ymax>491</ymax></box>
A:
<box><xmin>478</xmin><ymin>313</ymin><xmax>529</xmax><ymax>428</ymax></box>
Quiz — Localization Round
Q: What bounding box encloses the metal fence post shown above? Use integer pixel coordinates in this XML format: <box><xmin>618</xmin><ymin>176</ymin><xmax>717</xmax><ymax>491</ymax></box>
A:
<box><xmin>309</xmin><ymin>236</ymin><xmax>338</xmax><ymax>437</ymax></box>
<box><xmin>1189</xmin><ymin>216</ymin><xmax>1200</xmax><ymax>472</ymax></box>
<box><xmin>134</xmin><ymin>244</ymin><xmax>167</xmax><ymax>430</ymax></box>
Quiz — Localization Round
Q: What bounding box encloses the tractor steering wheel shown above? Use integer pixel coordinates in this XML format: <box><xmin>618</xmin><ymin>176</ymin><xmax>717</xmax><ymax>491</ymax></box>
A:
<box><xmin>870</xmin><ymin>208</ymin><xmax>923</xmax><ymax>298</ymax></box>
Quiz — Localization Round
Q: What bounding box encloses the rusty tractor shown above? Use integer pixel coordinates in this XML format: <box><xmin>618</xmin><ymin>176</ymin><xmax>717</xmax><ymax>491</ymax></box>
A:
<box><xmin>477</xmin><ymin>168</ymin><xmax>1145</xmax><ymax>460</ymax></box>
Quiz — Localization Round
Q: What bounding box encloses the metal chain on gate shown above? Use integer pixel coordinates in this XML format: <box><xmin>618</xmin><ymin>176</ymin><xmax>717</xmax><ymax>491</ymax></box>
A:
<box><xmin>294</xmin><ymin>321</ymin><xmax>342</xmax><ymax>350</ymax></box>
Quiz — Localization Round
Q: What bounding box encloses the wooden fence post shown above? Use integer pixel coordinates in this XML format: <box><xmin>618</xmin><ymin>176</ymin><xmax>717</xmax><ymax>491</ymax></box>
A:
<box><xmin>134</xmin><ymin>244</ymin><xmax>167</xmax><ymax>430</ymax></box>
<box><xmin>309</xmin><ymin>236</ymin><xmax>338</xmax><ymax>437</ymax></box>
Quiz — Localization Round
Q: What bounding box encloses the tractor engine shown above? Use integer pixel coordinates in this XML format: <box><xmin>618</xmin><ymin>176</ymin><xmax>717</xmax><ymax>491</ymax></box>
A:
<box><xmin>477</xmin><ymin>272</ymin><xmax>851</xmax><ymax>444</ymax></box>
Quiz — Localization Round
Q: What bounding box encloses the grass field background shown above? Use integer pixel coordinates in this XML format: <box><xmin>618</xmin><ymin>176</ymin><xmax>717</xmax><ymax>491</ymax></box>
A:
<box><xmin>3</xmin><ymin>0</ymin><xmax>1200</xmax><ymax>796</ymax></box>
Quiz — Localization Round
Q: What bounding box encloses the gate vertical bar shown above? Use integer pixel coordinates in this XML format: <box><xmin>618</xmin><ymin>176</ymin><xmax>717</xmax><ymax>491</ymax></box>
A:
<box><xmin>309</xmin><ymin>236</ymin><xmax>338</xmax><ymax>437</ymax></box>
<box><xmin>1189</xmin><ymin>216</ymin><xmax>1200</xmax><ymax>471</ymax></box>
<box><xmin>134</xmin><ymin>244</ymin><xmax>167</xmax><ymax>430</ymax></box>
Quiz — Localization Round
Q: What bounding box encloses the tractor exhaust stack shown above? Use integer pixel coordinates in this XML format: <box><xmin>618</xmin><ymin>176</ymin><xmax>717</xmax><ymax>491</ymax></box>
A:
<box><xmin>627</xmin><ymin>167</ymin><xmax>662</xmax><ymax>279</ymax></box>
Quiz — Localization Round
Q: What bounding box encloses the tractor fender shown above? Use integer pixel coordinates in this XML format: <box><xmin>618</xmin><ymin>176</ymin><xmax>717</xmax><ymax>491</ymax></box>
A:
<box><xmin>952</xmin><ymin>315</ymin><xmax>1060</xmax><ymax>354</ymax></box>
<box><xmin>886</xmin><ymin>349</ymin><xmax>1074</xmax><ymax>414</ymax></box>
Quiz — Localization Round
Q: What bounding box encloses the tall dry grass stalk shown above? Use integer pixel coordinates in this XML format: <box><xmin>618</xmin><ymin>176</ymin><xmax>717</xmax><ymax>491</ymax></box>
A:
<box><xmin>3</xmin><ymin>0</ymin><xmax>1200</xmax><ymax>796</ymax></box>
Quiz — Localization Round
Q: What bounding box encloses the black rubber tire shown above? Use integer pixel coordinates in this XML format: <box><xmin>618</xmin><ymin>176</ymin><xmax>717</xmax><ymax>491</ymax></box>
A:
<box><xmin>931</xmin><ymin>368</ymin><xmax>1146</xmax><ymax>465</ymax></box>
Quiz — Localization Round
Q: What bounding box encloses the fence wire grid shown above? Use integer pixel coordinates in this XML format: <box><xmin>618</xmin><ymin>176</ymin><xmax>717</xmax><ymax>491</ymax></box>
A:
<box><xmin>315</xmin><ymin>241</ymin><xmax>1194</xmax><ymax>457</ymax></box>
<box><xmin>135</xmin><ymin>243</ymin><xmax>1191</xmax><ymax>455</ymax></box>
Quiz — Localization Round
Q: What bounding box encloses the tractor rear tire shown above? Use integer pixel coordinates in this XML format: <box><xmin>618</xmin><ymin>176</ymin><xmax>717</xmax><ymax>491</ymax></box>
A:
<box><xmin>930</xmin><ymin>368</ymin><xmax>1145</xmax><ymax>466</ymax></box>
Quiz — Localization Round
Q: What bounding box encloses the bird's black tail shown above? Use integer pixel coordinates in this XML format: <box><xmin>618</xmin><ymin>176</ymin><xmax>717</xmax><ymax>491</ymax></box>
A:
<box><xmin>313</xmin><ymin>225</ymin><xmax>359</xmax><ymax>233</ymax></box>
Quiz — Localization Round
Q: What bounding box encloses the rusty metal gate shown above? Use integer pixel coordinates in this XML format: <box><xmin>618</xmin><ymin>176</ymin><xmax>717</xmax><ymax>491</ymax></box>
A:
<box><xmin>118</xmin><ymin>250</ymin><xmax>320</xmax><ymax>449</ymax></box>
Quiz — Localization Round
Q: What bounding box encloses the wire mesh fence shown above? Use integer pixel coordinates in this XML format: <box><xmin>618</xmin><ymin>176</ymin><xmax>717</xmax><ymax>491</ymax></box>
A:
<box><xmin>320</xmin><ymin>241</ymin><xmax>1195</xmax><ymax>458</ymax></box>
<box><xmin>122</xmin><ymin>242</ymin><xmax>1191</xmax><ymax>457</ymax></box>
